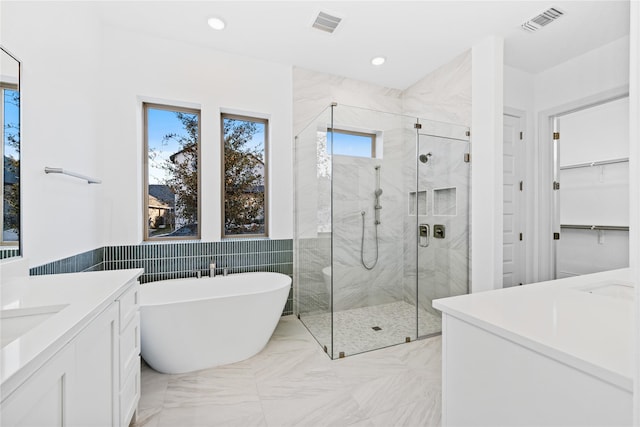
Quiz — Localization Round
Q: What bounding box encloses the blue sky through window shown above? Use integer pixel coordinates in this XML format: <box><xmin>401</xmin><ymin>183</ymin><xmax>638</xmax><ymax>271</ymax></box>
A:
<box><xmin>147</xmin><ymin>108</ymin><xmax>198</xmax><ymax>185</ymax></box>
<box><xmin>3</xmin><ymin>89</ymin><xmax>19</xmax><ymax>159</ymax></box>
<box><xmin>329</xmin><ymin>130</ymin><xmax>373</xmax><ymax>158</ymax></box>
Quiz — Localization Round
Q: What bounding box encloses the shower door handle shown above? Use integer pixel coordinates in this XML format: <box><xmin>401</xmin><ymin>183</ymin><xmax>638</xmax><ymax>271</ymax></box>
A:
<box><xmin>419</xmin><ymin>224</ymin><xmax>430</xmax><ymax>247</ymax></box>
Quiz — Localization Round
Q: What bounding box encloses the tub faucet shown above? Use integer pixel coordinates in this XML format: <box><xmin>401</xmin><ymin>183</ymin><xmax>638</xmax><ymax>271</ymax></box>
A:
<box><xmin>210</xmin><ymin>262</ymin><xmax>216</xmax><ymax>277</ymax></box>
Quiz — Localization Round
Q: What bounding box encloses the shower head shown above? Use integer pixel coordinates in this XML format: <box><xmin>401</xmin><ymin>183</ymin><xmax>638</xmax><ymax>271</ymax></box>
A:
<box><xmin>374</xmin><ymin>188</ymin><xmax>383</xmax><ymax>197</ymax></box>
<box><xmin>419</xmin><ymin>152</ymin><xmax>432</xmax><ymax>164</ymax></box>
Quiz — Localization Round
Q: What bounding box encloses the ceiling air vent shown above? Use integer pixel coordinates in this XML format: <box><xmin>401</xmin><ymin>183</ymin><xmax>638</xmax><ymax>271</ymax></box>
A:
<box><xmin>312</xmin><ymin>11</ymin><xmax>342</xmax><ymax>34</ymax></box>
<box><xmin>521</xmin><ymin>7</ymin><xmax>564</xmax><ymax>32</ymax></box>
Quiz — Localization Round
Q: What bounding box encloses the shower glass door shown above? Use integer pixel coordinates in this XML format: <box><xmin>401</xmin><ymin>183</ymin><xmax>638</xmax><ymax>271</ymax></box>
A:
<box><xmin>294</xmin><ymin>104</ymin><xmax>471</xmax><ymax>359</ymax></box>
<box><xmin>416</xmin><ymin>126</ymin><xmax>470</xmax><ymax>337</ymax></box>
<box><xmin>329</xmin><ymin>104</ymin><xmax>418</xmax><ymax>358</ymax></box>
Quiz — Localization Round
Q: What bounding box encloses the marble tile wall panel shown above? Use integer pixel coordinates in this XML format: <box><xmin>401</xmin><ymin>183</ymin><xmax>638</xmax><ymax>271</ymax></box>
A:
<box><xmin>294</xmin><ymin>54</ymin><xmax>472</xmax><ymax>334</ymax></box>
<box><xmin>402</xmin><ymin>50</ymin><xmax>472</xmax><ymax>127</ymax></box>
<box><xmin>293</xmin><ymin>67</ymin><xmax>403</xmax><ymax>137</ymax></box>
<box><xmin>403</xmin><ymin>136</ymin><xmax>470</xmax><ymax>324</ymax></box>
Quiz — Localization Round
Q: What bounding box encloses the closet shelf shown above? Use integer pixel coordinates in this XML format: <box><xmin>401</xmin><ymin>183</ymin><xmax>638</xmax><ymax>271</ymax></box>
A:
<box><xmin>560</xmin><ymin>224</ymin><xmax>629</xmax><ymax>231</ymax></box>
<box><xmin>559</xmin><ymin>157</ymin><xmax>628</xmax><ymax>170</ymax></box>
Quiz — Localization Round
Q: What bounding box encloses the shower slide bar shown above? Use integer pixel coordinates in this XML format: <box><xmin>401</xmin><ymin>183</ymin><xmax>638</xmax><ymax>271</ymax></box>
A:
<box><xmin>560</xmin><ymin>224</ymin><xmax>629</xmax><ymax>231</ymax></box>
<box><xmin>559</xmin><ymin>157</ymin><xmax>628</xmax><ymax>170</ymax></box>
<box><xmin>44</xmin><ymin>167</ymin><xmax>102</xmax><ymax>184</ymax></box>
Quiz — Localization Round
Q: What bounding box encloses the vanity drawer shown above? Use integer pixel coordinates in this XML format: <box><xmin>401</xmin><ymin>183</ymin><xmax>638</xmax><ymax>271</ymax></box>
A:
<box><xmin>120</xmin><ymin>356</ymin><xmax>140</xmax><ymax>427</ymax></box>
<box><xmin>119</xmin><ymin>282</ymin><xmax>139</xmax><ymax>332</ymax></box>
<box><xmin>120</xmin><ymin>312</ymin><xmax>140</xmax><ymax>384</ymax></box>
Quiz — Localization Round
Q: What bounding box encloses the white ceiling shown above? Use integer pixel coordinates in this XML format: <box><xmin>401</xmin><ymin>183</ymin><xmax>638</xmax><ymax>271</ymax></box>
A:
<box><xmin>98</xmin><ymin>1</ymin><xmax>630</xmax><ymax>90</ymax></box>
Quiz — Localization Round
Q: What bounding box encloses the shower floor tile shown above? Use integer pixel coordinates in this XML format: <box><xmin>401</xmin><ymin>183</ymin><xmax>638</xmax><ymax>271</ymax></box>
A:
<box><xmin>134</xmin><ymin>315</ymin><xmax>442</xmax><ymax>427</ymax></box>
<box><xmin>300</xmin><ymin>301</ymin><xmax>441</xmax><ymax>357</ymax></box>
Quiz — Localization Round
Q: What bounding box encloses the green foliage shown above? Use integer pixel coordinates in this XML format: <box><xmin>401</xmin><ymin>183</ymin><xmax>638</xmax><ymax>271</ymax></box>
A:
<box><xmin>3</xmin><ymin>90</ymin><xmax>20</xmax><ymax>234</ymax></box>
<box><xmin>160</xmin><ymin>112</ymin><xmax>199</xmax><ymax>224</ymax></box>
<box><xmin>223</xmin><ymin>118</ymin><xmax>265</xmax><ymax>235</ymax></box>
<box><xmin>154</xmin><ymin>112</ymin><xmax>265</xmax><ymax>236</ymax></box>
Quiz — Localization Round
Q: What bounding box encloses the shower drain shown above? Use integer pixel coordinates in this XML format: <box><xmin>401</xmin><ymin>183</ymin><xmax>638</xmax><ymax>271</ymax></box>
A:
<box><xmin>371</xmin><ymin>326</ymin><xmax>382</xmax><ymax>331</ymax></box>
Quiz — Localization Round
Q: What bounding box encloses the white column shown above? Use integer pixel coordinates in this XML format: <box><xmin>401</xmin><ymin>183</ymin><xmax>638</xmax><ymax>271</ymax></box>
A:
<box><xmin>629</xmin><ymin>2</ymin><xmax>640</xmax><ymax>424</ymax></box>
<box><xmin>471</xmin><ymin>36</ymin><xmax>504</xmax><ymax>292</ymax></box>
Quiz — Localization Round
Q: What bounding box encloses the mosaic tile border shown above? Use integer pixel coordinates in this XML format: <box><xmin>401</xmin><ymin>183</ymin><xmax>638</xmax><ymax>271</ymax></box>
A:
<box><xmin>0</xmin><ymin>248</ymin><xmax>21</xmax><ymax>260</ymax></box>
<box><xmin>29</xmin><ymin>239</ymin><xmax>293</xmax><ymax>315</ymax></box>
<box><xmin>29</xmin><ymin>248</ymin><xmax>104</xmax><ymax>275</ymax></box>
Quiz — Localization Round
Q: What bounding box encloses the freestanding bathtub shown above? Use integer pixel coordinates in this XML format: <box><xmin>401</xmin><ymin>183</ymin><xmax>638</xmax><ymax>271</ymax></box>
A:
<box><xmin>139</xmin><ymin>272</ymin><xmax>291</xmax><ymax>374</ymax></box>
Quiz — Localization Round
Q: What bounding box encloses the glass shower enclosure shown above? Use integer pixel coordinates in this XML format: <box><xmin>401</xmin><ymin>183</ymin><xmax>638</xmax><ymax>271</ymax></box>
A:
<box><xmin>294</xmin><ymin>103</ymin><xmax>470</xmax><ymax>359</ymax></box>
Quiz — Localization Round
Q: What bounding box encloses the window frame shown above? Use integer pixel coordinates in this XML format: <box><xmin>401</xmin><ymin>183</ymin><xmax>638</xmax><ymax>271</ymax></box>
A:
<box><xmin>1</xmin><ymin>82</ymin><xmax>20</xmax><ymax>248</ymax></box>
<box><xmin>328</xmin><ymin>128</ymin><xmax>377</xmax><ymax>158</ymax></box>
<box><xmin>220</xmin><ymin>113</ymin><xmax>269</xmax><ymax>239</ymax></box>
<box><xmin>143</xmin><ymin>102</ymin><xmax>201</xmax><ymax>241</ymax></box>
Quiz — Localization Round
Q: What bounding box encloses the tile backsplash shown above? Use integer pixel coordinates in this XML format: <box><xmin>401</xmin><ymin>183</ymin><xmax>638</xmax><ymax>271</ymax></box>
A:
<box><xmin>30</xmin><ymin>239</ymin><xmax>293</xmax><ymax>316</ymax></box>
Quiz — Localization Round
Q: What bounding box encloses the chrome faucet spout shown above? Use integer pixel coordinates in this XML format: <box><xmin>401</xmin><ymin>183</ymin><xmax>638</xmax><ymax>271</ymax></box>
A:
<box><xmin>210</xmin><ymin>262</ymin><xmax>216</xmax><ymax>277</ymax></box>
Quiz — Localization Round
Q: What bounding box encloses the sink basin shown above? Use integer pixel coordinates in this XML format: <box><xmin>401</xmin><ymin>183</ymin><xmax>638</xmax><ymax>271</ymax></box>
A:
<box><xmin>578</xmin><ymin>283</ymin><xmax>634</xmax><ymax>301</ymax></box>
<box><xmin>1</xmin><ymin>305</ymin><xmax>68</xmax><ymax>348</ymax></box>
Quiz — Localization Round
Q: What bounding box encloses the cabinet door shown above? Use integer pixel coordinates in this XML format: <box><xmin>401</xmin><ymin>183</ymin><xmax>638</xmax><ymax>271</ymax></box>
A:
<box><xmin>69</xmin><ymin>303</ymin><xmax>119</xmax><ymax>427</ymax></box>
<box><xmin>1</xmin><ymin>345</ymin><xmax>75</xmax><ymax>427</ymax></box>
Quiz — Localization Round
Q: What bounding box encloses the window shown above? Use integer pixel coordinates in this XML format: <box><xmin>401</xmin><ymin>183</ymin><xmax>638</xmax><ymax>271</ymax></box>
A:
<box><xmin>2</xmin><ymin>83</ymin><xmax>19</xmax><ymax>247</ymax></box>
<box><xmin>144</xmin><ymin>103</ymin><xmax>200</xmax><ymax>240</ymax></box>
<box><xmin>222</xmin><ymin>114</ymin><xmax>267</xmax><ymax>237</ymax></box>
<box><xmin>328</xmin><ymin>128</ymin><xmax>376</xmax><ymax>158</ymax></box>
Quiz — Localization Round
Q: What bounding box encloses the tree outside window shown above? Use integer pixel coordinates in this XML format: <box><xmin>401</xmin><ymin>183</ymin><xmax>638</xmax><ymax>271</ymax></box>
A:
<box><xmin>222</xmin><ymin>114</ymin><xmax>267</xmax><ymax>237</ymax></box>
<box><xmin>144</xmin><ymin>104</ymin><xmax>200</xmax><ymax>240</ymax></box>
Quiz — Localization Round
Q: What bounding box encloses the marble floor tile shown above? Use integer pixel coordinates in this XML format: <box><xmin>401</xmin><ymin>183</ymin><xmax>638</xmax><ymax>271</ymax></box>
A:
<box><xmin>156</xmin><ymin>401</ymin><xmax>267</xmax><ymax>427</ymax></box>
<box><xmin>137</xmin><ymin>315</ymin><xmax>443</xmax><ymax>427</ymax></box>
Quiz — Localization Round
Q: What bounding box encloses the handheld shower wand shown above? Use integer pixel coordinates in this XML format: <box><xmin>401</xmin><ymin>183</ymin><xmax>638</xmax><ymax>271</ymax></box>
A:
<box><xmin>373</xmin><ymin>166</ymin><xmax>382</xmax><ymax>225</ymax></box>
<box><xmin>361</xmin><ymin>165</ymin><xmax>382</xmax><ymax>270</ymax></box>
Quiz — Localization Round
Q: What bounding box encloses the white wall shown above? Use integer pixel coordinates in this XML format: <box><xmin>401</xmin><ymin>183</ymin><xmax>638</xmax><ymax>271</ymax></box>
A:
<box><xmin>471</xmin><ymin>36</ymin><xmax>504</xmax><ymax>292</ymax></box>
<box><xmin>101</xmin><ymin>26</ymin><xmax>293</xmax><ymax>245</ymax></box>
<box><xmin>2</xmin><ymin>2</ymin><xmax>105</xmax><ymax>267</ymax></box>
<box><xmin>535</xmin><ymin>36</ymin><xmax>630</xmax><ymax>112</ymax></box>
<box><xmin>2</xmin><ymin>3</ymin><xmax>294</xmax><ymax>267</ymax></box>
<box><xmin>629</xmin><ymin>2</ymin><xmax>640</xmax><ymax>423</ymax></box>
<box><xmin>504</xmin><ymin>35</ymin><xmax>630</xmax><ymax>283</ymax></box>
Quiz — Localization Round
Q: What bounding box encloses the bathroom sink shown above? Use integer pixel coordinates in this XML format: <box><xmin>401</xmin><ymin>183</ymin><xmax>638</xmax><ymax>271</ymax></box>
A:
<box><xmin>1</xmin><ymin>304</ymin><xmax>68</xmax><ymax>348</ymax></box>
<box><xmin>578</xmin><ymin>283</ymin><xmax>634</xmax><ymax>301</ymax></box>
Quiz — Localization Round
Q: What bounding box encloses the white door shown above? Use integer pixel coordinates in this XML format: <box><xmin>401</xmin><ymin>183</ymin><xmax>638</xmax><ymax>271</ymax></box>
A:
<box><xmin>503</xmin><ymin>113</ymin><xmax>525</xmax><ymax>287</ymax></box>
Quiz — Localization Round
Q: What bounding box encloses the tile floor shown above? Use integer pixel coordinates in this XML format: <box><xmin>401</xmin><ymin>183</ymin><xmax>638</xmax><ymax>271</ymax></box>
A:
<box><xmin>133</xmin><ymin>315</ymin><xmax>442</xmax><ymax>427</ymax></box>
<box><xmin>301</xmin><ymin>301</ymin><xmax>442</xmax><ymax>357</ymax></box>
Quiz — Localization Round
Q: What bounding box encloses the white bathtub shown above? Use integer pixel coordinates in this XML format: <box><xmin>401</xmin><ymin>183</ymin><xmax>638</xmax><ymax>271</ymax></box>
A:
<box><xmin>139</xmin><ymin>272</ymin><xmax>291</xmax><ymax>374</ymax></box>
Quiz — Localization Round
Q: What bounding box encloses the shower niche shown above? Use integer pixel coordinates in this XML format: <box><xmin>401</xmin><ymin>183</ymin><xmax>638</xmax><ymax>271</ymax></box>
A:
<box><xmin>294</xmin><ymin>103</ymin><xmax>470</xmax><ymax>359</ymax></box>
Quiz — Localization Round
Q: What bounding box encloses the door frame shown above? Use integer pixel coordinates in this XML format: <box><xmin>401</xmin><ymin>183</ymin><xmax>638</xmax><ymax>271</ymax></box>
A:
<box><xmin>537</xmin><ymin>85</ymin><xmax>629</xmax><ymax>281</ymax></box>
<box><xmin>503</xmin><ymin>108</ymin><xmax>527</xmax><ymax>286</ymax></box>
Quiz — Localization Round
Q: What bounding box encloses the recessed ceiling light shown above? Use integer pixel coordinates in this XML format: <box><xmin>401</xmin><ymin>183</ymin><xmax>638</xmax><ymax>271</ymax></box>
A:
<box><xmin>371</xmin><ymin>57</ymin><xmax>386</xmax><ymax>66</ymax></box>
<box><xmin>207</xmin><ymin>17</ymin><xmax>226</xmax><ymax>30</ymax></box>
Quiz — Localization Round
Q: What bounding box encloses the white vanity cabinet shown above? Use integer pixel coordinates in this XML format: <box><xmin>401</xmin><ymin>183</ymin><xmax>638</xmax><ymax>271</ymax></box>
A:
<box><xmin>0</xmin><ymin>273</ymin><xmax>141</xmax><ymax>427</ymax></box>
<box><xmin>118</xmin><ymin>282</ymin><xmax>141</xmax><ymax>426</ymax></box>
<box><xmin>434</xmin><ymin>270</ymin><xmax>634</xmax><ymax>426</ymax></box>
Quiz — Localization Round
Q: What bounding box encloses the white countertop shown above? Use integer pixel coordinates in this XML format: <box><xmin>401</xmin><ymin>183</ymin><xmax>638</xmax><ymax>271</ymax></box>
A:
<box><xmin>1</xmin><ymin>269</ymin><xmax>143</xmax><ymax>398</ymax></box>
<box><xmin>433</xmin><ymin>269</ymin><xmax>635</xmax><ymax>392</ymax></box>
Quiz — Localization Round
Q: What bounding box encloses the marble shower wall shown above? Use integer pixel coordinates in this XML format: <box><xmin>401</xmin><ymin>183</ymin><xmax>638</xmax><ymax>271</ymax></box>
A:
<box><xmin>403</xmin><ymin>136</ymin><xmax>470</xmax><ymax>328</ymax></box>
<box><xmin>330</xmin><ymin>107</ymin><xmax>408</xmax><ymax>311</ymax></box>
<box><xmin>293</xmin><ymin>67</ymin><xmax>403</xmax><ymax>136</ymax></box>
<box><xmin>293</xmin><ymin>50</ymin><xmax>472</xmax><ymax>322</ymax></box>
<box><xmin>293</xmin><ymin>69</ymin><xmax>406</xmax><ymax>317</ymax></box>
<box><xmin>402</xmin><ymin>50</ymin><xmax>472</xmax><ymax>125</ymax></box>
<box><xmin>402</xmin><ymin>50</ymin><xmax>472</xmax><ymax>329</ymax></box>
